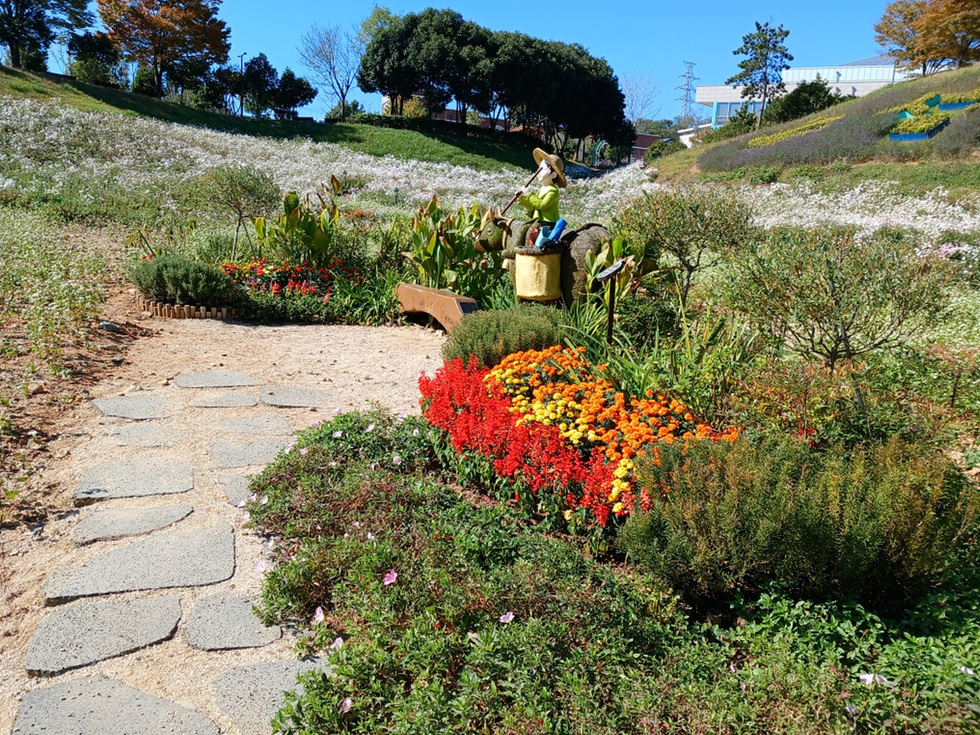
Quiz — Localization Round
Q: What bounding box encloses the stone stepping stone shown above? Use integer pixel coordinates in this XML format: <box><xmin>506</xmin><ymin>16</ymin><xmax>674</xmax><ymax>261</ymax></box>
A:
<box><xmin>212</xmin><ymin>659</ymin><xmax>329</xmax><ymax>735</ymax></box>
<box><xmin>43</xmin><ymin>524</ymin><xmax>235</xmax><ymax>604</ymax></box>
<box><xmin>73</xmin><ymin>505</ymin><xmax>193</xmax><ymax>546</ymax></box>
<box><xmin>92</xmin><ymin>394</ymin><xmax>177</xmax><ymax>420</ymax></box>
<box><xmin>260</xmin><ymin>385</ymin><xmax>330</xmax><ymax>408</ymax></box>
<box><xmin>218</xmin><ymin>475</ymin><xmax>251</xmax><ymax>506</ymax></box>
<box><xmin>189</xmin><ymin>390</ymin><xmax>258</xmax><ymax>408</ymax></box>
<box><xmin>12</xmin><ymin>675</ymin><xmax>218</xmax><ymax>735</ymax></box>
<box><xmin>25</xmin><ymin>597</ymin><xmax>182</xmax><ymax>675</ymax></box>
<box><xmin>75</xmin><ymin>458</ymin><xmax>193</xmax><ymax>505</ymax></box>
<box><xmin>219</xmin><ymin>415</ymin><xmax>294</xmax><ymax>436</ymax></box>
<box><xmin>109</xmin><ymin>421</ymin><xmax>176</xmax><ymax>447</ymax></box>
<box><xmin>175</xmin><ymin>369</ymin><xmax>263</xmax><ymax>388</ymax></box>
<box><xmin>210</xmin><ymin>438</ymin><xmax>290</xmax><ymax>469</ymax></box>
<box><xmin>185</xmin><ymin>593</ymin><xmax>281</xmax><ymax>650</ymax></box>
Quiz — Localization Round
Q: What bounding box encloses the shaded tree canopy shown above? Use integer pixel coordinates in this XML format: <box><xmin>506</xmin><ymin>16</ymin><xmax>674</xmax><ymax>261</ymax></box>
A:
<box><xmin>0</xmin><ymin>0</ymin><xmax>92</xmax><ymax>69</ymax></box>
<box><xmin>761</xmin><ymin>76</ymin><xmax>849</xmax><ymax>124</ymax></box>
<box><xmin>726</xmin><ymin>21</ymin><xmax>793</xmax><ymax>129</ymax></box>
<box><xmin>96</xmin><ymin>0</ymin><xmax>230</xmax><ymax>96</ymax></box>
<box><xmin>274</xmin><ymin>68</ymin><xmax>318</xmax><ymax>120</ymax></box>
<box><xmin>357</xmin><ymin>8</ymin><xmax>632</xmax><ymax>151</ymax></box>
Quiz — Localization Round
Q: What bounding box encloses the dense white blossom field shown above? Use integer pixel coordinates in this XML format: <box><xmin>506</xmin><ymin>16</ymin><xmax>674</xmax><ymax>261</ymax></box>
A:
<box><xmin>3</xmin><ymin>96</ymin><xmax>980</xmax><ymax>240</ymax></box>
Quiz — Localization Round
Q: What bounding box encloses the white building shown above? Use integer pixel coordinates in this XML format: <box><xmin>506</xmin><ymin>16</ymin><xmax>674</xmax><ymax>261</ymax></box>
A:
<box><xmin>695</xmin><ymin>54</ymin><xmax>918</xmax><ymax>127</ymax></box>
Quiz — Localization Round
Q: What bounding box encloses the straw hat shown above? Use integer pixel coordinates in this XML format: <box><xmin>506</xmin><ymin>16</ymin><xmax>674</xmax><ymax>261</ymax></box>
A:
<box><xmin>532</xmin><ymin>148</ymin><xmax>567</xmax><ymax>188</ymax></box>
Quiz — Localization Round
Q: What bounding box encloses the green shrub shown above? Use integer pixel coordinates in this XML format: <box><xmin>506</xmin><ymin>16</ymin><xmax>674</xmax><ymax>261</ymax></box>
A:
<box><xmin>748</xmin><ymin>165</ymin><xmax>780</xmax><ymax>184</ymax></box>
<box><xmin>131</xmin><ymin>65</ymin><xmax>157</xmax><ymax>96</ymax></box>
<box><xmin>620</xmin><ymin>436</ymin><xmax>980</xmax><ymax>609</ymax></box>
<box><xmin>643</xmin><ymin>138</ymin><xmax>685</xmax><ymax>165</ymax></box>
<box><xmin>614</xmin><ymin>187</ymin><xmax>756</xmax><ymax>309</ymax></box>
<box><xmin>792</xmin><ymin>164</ymin><xmax>824</xmax><ymax>182</ymax></box>
<box><xmin>442</xmin><ymin>305</ymin><xmax>563</xmax><ymax>367</ymax></box>
<box><xmin>129</xmin><ymin>254</ymin><xmax>237</xmax><ymax>305</ymax></box>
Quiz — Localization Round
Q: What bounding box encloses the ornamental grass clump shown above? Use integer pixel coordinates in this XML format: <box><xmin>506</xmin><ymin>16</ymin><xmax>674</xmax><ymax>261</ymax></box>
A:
<box><xmin>620</xmin><ymin>435</ymin><xmax>980</xmax><ymax>609</ymax></box>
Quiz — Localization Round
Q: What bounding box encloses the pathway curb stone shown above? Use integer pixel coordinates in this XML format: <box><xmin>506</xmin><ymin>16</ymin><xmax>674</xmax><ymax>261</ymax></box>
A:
<box><xmin>92</xmin><ymin>394</ymin><xmax>178</xmax><ymax>420</ymax></box>
<box><xmin>259</xmin><ymin>385</ymin><xmax>330</xmax><ymax>408</ymax></box>
<box><xmin>73</xmin><ymin>505</ymin><xmax>193</xmax><ymax>545</ymax></box>
<box><xmin>210</xmin><ymin>438</ymin><xmax>291</xmax><ymax>468</ymax></box>
<box><xmin>12</xmin><ymin>675</ymin><xmax>219</xmax><ymax>735</ymax></box>
<box><xmin>25</xmin><ymin>597</ymin><xmax>182</xmax><ymax>675</ymax></box>
<box><xmin>212</xmin><ymin>659</ymin><xmax>330</xmax><ymax>735</ymax></box>
<box><xmin>74</xmin><ymin>458</ymin><xmax>193</xmax><ymax>505</ymax></box>
<box><xmin>43</xmin><ymin>524</ymin><xmax>235</xmax><ymax>603</ymax></box>
<box><xmin>185</xmin><ymin>593</ymin><xmax>282</xmax><ymax>650</ymax></box>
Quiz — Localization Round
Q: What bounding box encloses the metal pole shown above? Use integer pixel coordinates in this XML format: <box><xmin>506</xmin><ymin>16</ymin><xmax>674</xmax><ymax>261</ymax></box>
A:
<box><xmin>606</xmin><ymin>277</ymin><xmax>616</xmax><ymax>345</ymax></box>
<box><xmin>238</xmin><ymin>52</ymin><xmax>246</xmax><ymax>116</ymax></box>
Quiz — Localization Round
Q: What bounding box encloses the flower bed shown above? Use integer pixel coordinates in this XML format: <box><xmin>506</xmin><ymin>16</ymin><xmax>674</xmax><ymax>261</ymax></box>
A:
<box><xmin>420</xmin><ymin>347</ymin><xmax>736</xmax><ymax>529</ymax></box>
<box><xmin>889</xmin><ymin>118</ymin><xmax>950</xmax><ymax>141</ymax></box>
<box><xmin>220</xmin><ymin>257</ymin><xmax>363</xmax><ymax>299</ymax></box>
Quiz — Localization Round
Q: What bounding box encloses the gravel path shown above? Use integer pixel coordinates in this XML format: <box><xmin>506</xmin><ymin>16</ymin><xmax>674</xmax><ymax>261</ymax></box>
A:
<box><xmin>1</xmin><ymin>312</ymin><xmax>446</xmax><ymax>734</ymax></box>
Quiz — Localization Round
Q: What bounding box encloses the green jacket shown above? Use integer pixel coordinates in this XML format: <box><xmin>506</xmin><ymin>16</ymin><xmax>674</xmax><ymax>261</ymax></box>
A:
<box><xmin>519</xmin><ymin>184</ymin><xmax>560</xmax><ymax>224</ymax></box>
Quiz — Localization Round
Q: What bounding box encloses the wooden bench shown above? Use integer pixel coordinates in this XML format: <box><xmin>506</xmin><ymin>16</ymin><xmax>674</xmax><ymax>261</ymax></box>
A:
<box><xmin>395</xmin><ymin>283</ymin><xmax>478</xmax><ymax>332</ymax></box>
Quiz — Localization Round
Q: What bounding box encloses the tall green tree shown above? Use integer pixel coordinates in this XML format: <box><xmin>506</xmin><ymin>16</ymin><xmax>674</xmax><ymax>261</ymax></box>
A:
<box><xmin>273</xmin><ymin>68</ymin><xmax>317</xmax><ymax>120</ymax></box>
<box><xmin>726</xmin><ymin>21</ymin><xmax>793</xmax><ymax>129</ymax></box>
<box><xmin>242</xmin><ymin>53</ymin><xmax>278</xmax><ymax>118</ymax></box>
<box><xmin>0</xmin><ymin>0</ymin><xmax>92</xmax><ymax>69</ymax></box>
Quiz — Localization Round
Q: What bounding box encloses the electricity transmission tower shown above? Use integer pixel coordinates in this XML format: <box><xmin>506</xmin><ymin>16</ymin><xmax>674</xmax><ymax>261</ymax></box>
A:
<box><xmin>676</xmin><ymin>61</ymin><xmax>700</xmax><ymax>124</ymax></box>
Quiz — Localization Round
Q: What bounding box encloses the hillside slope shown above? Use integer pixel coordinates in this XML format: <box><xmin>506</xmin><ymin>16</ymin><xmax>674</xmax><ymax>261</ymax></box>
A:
<box><xmin>657</xmin><ymin>65</ymin><xmax>980</xmax><ymax>194</ymax></box>
<box><xmin>0</xmin><ymin>66</ymin><xmax>532</xmax><ymax>172</ymax></box>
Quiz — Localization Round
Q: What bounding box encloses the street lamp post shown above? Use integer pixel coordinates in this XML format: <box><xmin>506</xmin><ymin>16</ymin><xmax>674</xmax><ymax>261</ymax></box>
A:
<box><xmin>238</xmin><ymin>52</ymin><xmax>247</xmax><ymax>116</ymax></box>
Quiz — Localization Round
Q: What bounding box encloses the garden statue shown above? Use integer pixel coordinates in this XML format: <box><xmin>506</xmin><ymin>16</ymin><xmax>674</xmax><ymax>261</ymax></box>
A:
<box><xmin>474</xmin><ymin>148</ymin><xmax>611</xmax><ymax>304</ymax></box>
<box><xmin>517</xmin><ymin>148</ymin><xmax>566</xmax><ymax>225</ymax></box>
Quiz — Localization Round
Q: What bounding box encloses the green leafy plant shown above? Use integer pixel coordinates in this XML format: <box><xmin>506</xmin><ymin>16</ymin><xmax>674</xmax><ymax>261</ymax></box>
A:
<box><xmin>253</xmin><ymin>188</ymin><xmax>340</xmax><ymax>267</ymax></box>
<box><xmin>405</xmin><ymin>196</ymin><xmax>503</xmax><ymax>307</ymax></box>
<box><xmin>621</xmin><ymin>435</ymin><xmax>980</xmax><ymax>609</ymax></box>
<box><xmin>129</xmin><ymin>254</ymin><xmax>237</xmax><ymax>306</ymax></box>
<box><xmin>196</xmin><ymin>164</ymin><xmax>279</xmax><ymax>259</ymax></box>
<box><xmin>442</xmin><ymin>305</ymin><xmax>563</xmax><ymax>367</ymax></box>
<box><xmin>726</xmin><ymin>226</ymin><xmax>953</xmax><ymax>371</ymax></box>
<box><xmin>614</xmin><ymin>188</ymin><xmax>756</xmax><ymax>309</ymax></box>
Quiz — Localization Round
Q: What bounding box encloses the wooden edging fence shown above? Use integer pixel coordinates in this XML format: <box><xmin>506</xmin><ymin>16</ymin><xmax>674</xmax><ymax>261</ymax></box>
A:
<box><xmin>137</xmin><ymin>298</ymin><xmax>236</xmax><ymax>320</ymax></box>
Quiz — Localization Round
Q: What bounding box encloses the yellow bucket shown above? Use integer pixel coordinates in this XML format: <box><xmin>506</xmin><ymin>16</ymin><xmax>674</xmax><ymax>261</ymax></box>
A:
<box><xmin>514</xmin><ymin>251</ymin><xmax>562</xmax><ymax>301</ymax></box>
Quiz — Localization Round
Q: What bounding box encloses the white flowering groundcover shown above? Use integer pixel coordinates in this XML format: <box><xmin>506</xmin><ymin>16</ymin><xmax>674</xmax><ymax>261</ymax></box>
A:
<box><xmin>5</xmin><ymin>95</ymin><xmax>980</xmax><ymax>242</ymax></box>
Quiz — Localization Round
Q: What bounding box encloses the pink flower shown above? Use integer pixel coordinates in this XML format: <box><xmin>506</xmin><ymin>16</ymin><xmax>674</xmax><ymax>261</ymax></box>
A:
<box><xmin>330</xmin><ymin>636</ymin><xmax>344</xmax><ymax>649</ymax></box>
<box><xmin>299</xmin><ymin>447</ymin><xmax>308</xmax><ymax>456</ymax></box>
<box><xmin>383</xmin><ymin>569</ymin><xmax>398</xmax><ymax>586</ymax></box>
<box><xmin>340</xmin><ymin>697</ymin><xmax>353</xmax><ymax>714</ymax></box>
<box><xmin>313</xmin><ymin>606</ymin><xmax>325</xmax><ymax>623</ymax></box>
<box><xmin>392</xmin><ymin>455</ymin><xmax>403</xmax><ymax>466</ymax></box>
<box><xmin>499</xmin><ymin>611</ymin><xmax>515</xmax><ymax>623</ymax></box>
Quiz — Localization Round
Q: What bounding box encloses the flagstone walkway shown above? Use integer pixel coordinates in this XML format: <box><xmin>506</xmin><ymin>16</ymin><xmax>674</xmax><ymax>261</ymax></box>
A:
<box><xmin>9</xmin><ymin>369</ymin><xmax>387</xmax><ymax>734</ymax></box>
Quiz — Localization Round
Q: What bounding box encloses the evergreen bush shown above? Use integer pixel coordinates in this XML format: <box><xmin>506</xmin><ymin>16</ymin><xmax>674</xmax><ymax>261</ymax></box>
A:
<box><xmin>442</xmin><ymin>306</ymin><xmax>563</xmax><ymax>367</ymax></box>
<box><xmin>619</xmin><ymin>436</ymin><xmax>980</xmax><ymax>609</ymax></box>
<box><xmin>130</xmin><ymin>254</ymin><xmax>237</xmax><ymax>306</ymax></box>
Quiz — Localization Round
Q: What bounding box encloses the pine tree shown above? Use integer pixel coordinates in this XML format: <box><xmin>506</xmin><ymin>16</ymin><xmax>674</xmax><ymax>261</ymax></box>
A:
<box><xmin>726</xmin><ymin>21</ymin><xmax>793</xmax><ymax>130</ymax></box>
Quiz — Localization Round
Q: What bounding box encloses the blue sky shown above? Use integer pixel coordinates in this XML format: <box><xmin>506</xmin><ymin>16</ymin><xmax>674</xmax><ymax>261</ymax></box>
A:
<box><xmin>76</xmin><ymin>0</ymin><xmax>888</xmax><ymax>120</ymax></box>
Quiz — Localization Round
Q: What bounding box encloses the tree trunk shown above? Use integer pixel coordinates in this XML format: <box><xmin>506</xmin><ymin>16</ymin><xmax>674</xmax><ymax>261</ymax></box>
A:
<box><xmin>10</xmin><ymin>42</ymin><xmax>20</xmax><ymax>69</ymax></box>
